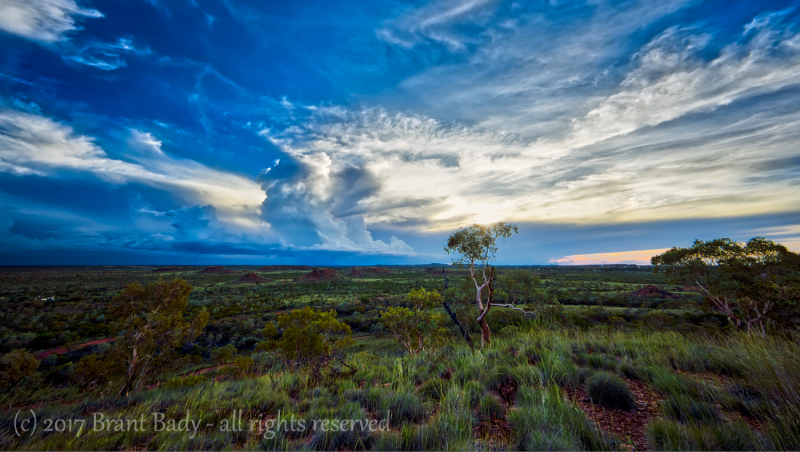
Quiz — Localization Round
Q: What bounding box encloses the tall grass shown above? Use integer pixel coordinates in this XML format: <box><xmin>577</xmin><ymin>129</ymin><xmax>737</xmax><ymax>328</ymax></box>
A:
<box><xmin>3</xmin><ymin>326</ymin><xmax>800</xmax><ymax>450</ymax></box>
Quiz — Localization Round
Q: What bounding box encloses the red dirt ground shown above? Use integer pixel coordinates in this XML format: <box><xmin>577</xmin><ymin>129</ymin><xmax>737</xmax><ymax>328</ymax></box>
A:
<box><xmin>348</xmin><ymin>267</ymin><xmax>390</xmax><ymax>277</ymax></box>
<box><xmin>565</xmin><ymin>378</ymin><xmax>663</xmax><ymax>451</ymax></box>
<box><xmin>258</xmin><ymin>265</ymin><xmax>314</xmax><ymax>271</ymax></box>
<box><xmin>35</xmin><ymin>337</ymin><xmax>116</xmax><ymax>359</ymax></box>
<box><xmin>232</xmin><ymin>272</ymin><xmax>271</xmax><ymax>284</ymax></box>
<box><xmin>298</xmin><ymin>268</ymin><xmax>343</xmax><ymax>282</ymax></box>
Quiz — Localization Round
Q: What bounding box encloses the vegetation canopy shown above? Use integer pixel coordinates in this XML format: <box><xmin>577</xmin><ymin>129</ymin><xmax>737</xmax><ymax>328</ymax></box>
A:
<box><xmin>652</xmin><ymin>237</ymin><xmax>800</xmax><ymax>335</ymax></box>
<box><xmin>445</xmin><ymin>222</ymin><xmax>540</xmax><ymax>347</ymax></box>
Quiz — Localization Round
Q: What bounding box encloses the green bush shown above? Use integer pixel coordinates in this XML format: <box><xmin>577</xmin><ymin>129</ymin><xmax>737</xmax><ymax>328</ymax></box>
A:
<box><xmin>463</xmin><ymin>380</ymin><xmax>484</xmax><ymax>408</ymax></box>
<box><xmin>479</xmin><ymin>393</ymin><xmax>504</xmax><ymax>418</ymax></box>
<box><xmin>383</xmin><ymin>388</ymin><xmax>430</xmax><ymax>427</ymax></box>
<box><xmin>418</xmin><ymin>377</ymin><xmax>447</xmax><ymax>401</ymax></box>
<box><xmin>163</xmin><ymin>374</ymin><xmax>208</xmax><ymax>389</ymax></box>
<box><xmin>585</xmin><ymin>372</ymin><xmax>636</xmax><ymax>411</ymax></box>
<box><xmin>647</xmin><ymin>418</ymin><xmax>770</xmax><ymax>450</ymax></box>
<box><xmin>663</xmin><ymin>395</ymin><xmax>720</xmax><ymax>424</ymax></box>
<box><xmin>509</xmin><ymin>386</ymin><xmax>617</xmax><ymax>451</ymax></box>
<box><xmin>0</xmin><ymin>349</ymin><xmax>39</xmax><ymax>391</ymax></box>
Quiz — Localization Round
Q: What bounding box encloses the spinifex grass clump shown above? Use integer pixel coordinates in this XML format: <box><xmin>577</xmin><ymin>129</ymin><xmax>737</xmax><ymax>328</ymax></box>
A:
<box><xmin>663</xmin><ymin>395</ymin><xmax>720</xmax><ymax>423</ymax></box>
<box><xmin>418</xmin><ymin>377</ymin><xmax>447</xmax><ymax>401</ymax></box>
<box><xmin>479</xmin><ymin>393</ymin><xmax>504</xmax><ymax>418</ymax></box>
<box><xmin>585</xmin><ymin>372</ymin><xmax>636</xmax><ymax>411</ymax></box>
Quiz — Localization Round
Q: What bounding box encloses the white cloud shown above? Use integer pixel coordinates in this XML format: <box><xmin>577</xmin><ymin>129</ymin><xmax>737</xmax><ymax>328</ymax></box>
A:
<box><xmin>0</xmin><ymin>0</ymin><xmax>102</xmax><ymax>43</ymax></box>
<box><xmin>0</xmin><ymin>109</ymin><xmax>266</xmax><ymax>231</ymax></box>
<box><xmin>63</xmin><ymin>38</ymin><xmax>150</xmax><ymax>70</ymax></box>
<box><xmin>264</xmin><ymin>16</ymin><xmax>800</xmax><ymax>232</ymax></box>
<box><xmin>566</xmin><ymin>24</ymin><xmax>800</xmax><ymax>148</ymax></box>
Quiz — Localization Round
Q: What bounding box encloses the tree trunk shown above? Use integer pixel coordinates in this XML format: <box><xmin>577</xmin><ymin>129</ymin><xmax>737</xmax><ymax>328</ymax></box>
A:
<box><xmin>478</xmin><ymin>319</ymin><xmax>491</xmax><ymax>348</ymax></box>
<box><xmin>442</xmin><ymin>268</ymin><xmax>474</xmax><ymax>349</ymax></box>
<box><xmin>118</xmin><ymin>345</ymin><xmax>138</xmax><ymax>398</ymax></box>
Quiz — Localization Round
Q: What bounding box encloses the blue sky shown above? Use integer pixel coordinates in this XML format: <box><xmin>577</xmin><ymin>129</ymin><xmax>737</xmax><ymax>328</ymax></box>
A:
<box><xmin>0</xmin><ymin>0</ymin><xmax>799</xmax><ymax>265</ymax></box>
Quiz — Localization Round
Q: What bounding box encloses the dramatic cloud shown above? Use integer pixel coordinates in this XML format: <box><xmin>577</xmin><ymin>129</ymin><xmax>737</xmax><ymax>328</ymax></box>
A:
<box><xmin>0</xmin><ymin>0</ymin><xmax>102</xmax><ymax>43</ymax></box>
<box><xmin>1</xmin><ymin>0</ymin><xmax>798</xmax><ymax>263</ymax></box>
<box><xmin>0</xmin><ymin>109</ymin><xmax>265</xmax><ymax>229</ymax></box>
<box><xmin>258</xmin><ymin>152</ymin><xmax>416</xmax><ymax>254</ymax></box>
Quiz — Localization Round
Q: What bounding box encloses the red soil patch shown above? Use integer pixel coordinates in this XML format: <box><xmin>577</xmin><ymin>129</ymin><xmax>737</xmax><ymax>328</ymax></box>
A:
<box><xmin>35</xmin><ymin>337</ymin><xmax>115</xmax><ymax>359</ymax></box>
<box><xmin>232</xmin><ymin>272</ymin><xmax>271</xmax><ymax>284</ymax></box>
<box><xmin>475</xmin><ymin>392</ymin><xmax>513</xmax><ymax>444</ymax></box>
<box><xmin>199</xmin><ymin>266</ymin><xmax>236</xmax><ymax>274</ymax></box>
<box><xmin>259</xmin><ymin>265</ymin><xmax>314</xmax><ymax>271</ymax></box>
<box><xmin>565</xmin><ymin>378</ymin><xmax>663</xmax><ymax>451</ymax></box>
<box><xmin>348</xmin><ymin>267</ymin><xmax>390</xmax><ymax>277</ymax></box>
<box><xmin>298</xmin><ymin>268</ymin><xmax>343</xmax><ymax>282</ymax></box>
<box><xmin>631</xmin><ymin>285</ymin><xmax>678</xmax><ymax>299</ymax></box>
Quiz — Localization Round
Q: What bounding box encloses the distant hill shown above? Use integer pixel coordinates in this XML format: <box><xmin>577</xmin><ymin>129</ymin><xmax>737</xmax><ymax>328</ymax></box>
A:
<box><xmin>231</xmin><ymin>272</ymin><xmax>271</xmax><ymax>284</ymax></box>
<box><xmin>298</xmin><ymin>268</ymin><xmax>344</xmax><ymax>282</ymax></box>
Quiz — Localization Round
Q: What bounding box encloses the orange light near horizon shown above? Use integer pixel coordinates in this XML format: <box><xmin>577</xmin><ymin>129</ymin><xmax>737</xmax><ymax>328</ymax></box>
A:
<box><xmin>548</xmin><ymin>248</ymin><xmax>669</xmax><ymax>266</ymax></box>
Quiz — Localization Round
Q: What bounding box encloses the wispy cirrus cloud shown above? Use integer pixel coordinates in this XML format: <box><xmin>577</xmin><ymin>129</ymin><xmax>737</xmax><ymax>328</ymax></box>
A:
<box><xmin>63</xmin><ymin>37</ymin><xmax>150</xmax><ymax>70</ymax></box>
<box><xmin>256</xmin><ymin>7</ymin><xmax>800</xmax><ymax>239</ymax></box>
<box><xmin>0</xmin><ymin>0</ymin><xmax>101</xmax><ymax>43</ymax></box>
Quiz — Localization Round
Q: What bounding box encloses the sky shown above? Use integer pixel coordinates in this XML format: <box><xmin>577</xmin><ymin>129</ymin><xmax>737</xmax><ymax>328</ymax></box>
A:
<box><xmin>0</xmin><ymin>0</ymin><xmax>799</xmax><ymax>266</ymax></box>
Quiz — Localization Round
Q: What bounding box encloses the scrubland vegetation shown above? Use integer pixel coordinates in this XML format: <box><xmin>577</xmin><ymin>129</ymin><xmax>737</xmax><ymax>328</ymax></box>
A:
<box><xmin>0</xmin><ymin>233</ymin><xmax>798</xmax><ymax>450</ymax></box>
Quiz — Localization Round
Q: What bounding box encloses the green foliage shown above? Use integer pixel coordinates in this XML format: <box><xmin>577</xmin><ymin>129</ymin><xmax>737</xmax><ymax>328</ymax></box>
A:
<box><xmin>663</xmin><ymin>395</ymin><xmax>720</xmax><ymax>424</ymax></box>
<box><xmin>162</xmin><ymin>374</ymin><xmax>208</xmax><ymax>389</ymax></box>
<box><xmin>444</xmin><ymin>221</ymin><xmax>518</xmax><ymax>347</ymax></box>
<box><xmin>463</xmin><ymin>380</ymin><xmax>485</xmax><ymax>408</ymax></box>
<box><xmin>509</xmin><ymin>385</ymin><xmax>616</xmax><ymax>451</ymax></box>
<box><xmin>418</xmin><ymin>377</ymin><xmax>447</xmax><ymax>401</ymax></box>
<box><xmin>652</xmin><ymin>237</ymin><xmax>800</xmax><ymax>335</ymax></box>
<box><xmin>496</xmin><ymin>269</ymin><xmax>553</xmax><ymax>305</ymax></box>
<box><xmin>233</xmin><ymin>356</ymin><xmax>254</xmax><ymax>373</ymax></box>
<box><xmin>585</xmin><ymin>372</ymin><xmax>636</xmax><ymax>411</ymax></box>
<box><xmin>259</xmin><ymin>306</ymin><xmax>352</xmax><ymax>383</ymax></box>
<box><xmin>106</xmin><ymin>278</ymin><xmax>209</xmax><ymax>396</ymax></box>
<box><xmin>0</xmin><ymin>349</ymin><xmax>38</xmax><ymax>391</ymax></box>
<box><xmin>647</xmin><ymin>418</ymin><xmax>770</xmax><ymax>451</ymax></box>
<box><xmin>211</xmin><ymin>344</ymin><xmax>237</xmax><ymax>365</ymax></box>
<box><xmin>479</xmin><ymin>393</ymin><xmax>504</xmax><ymax>418</ymax></box>
<box><xmin>381</xmin><ymin>288</ymin><xmax>447</xmax><ymax>355</ymax></box>
<box><xmin>444</xmin><ymin>222</ymin><xmax>518</xmax><ymax>265</ymax></box>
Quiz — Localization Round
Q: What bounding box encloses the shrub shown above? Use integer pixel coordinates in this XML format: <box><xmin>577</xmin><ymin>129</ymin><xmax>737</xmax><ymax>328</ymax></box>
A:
<box><xmin>418</xmin><ymin>377</ymin><xmax>447</xmax><ymax>401</ymax></box>
<box><xmin>509</xmin><ymin>386</ymin><xmax>616</xmax><ymax>451</ymax></box>
<box><xmin>0</xmin><ymin>349</ymin><xmax>38</xmax><ymax>391</ymax></box>
<box><xmin>522</xmin><ymin>345</ymin><xmax>541</xmax><ymax>365</ymax></box>
<box><xmin>163</xmin><ymin>375</ymin><xmax>208</xmax><ymax>389</ymax></box>
<box><xmin>663</xmin><ymin>395</ymin><xmax>719</xmax><ymax>424</ymax></box>
<box><xmin>485</xmin><ymin>365</ymin><xmax>519</xmax><ymax>404</ymax></box>
<box><xmin>585</xmin><ymin>372</ymin><xmax>636</xmax><ymax>411</ymax></box>
<box><xmin>463</xmin><ymin>380</ymin><xmax>485</xmax><ymax>408</ymax></box>
<box><xmin>479</xmin><ymin>393</ymin><xmax>504</xmax><ymax>418</ymax></box>
<box><xmin>383</xmin><ymin>388</ymin><xmax>430</xmax><ymax>427</ymax></box>
<box><xmin>233</xmin><ymin>356</ymin><xmax>254</xmax><ymax>373</ymax></box>
<box><xmin>618</xmin><ymin>362</ymin><xmax>638</xmax><ymax>380</ymax></box>
<box><xmin>646</xmin><ymin>418</ymin><xmax>770</xmax><ymax>450</ymax></box>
